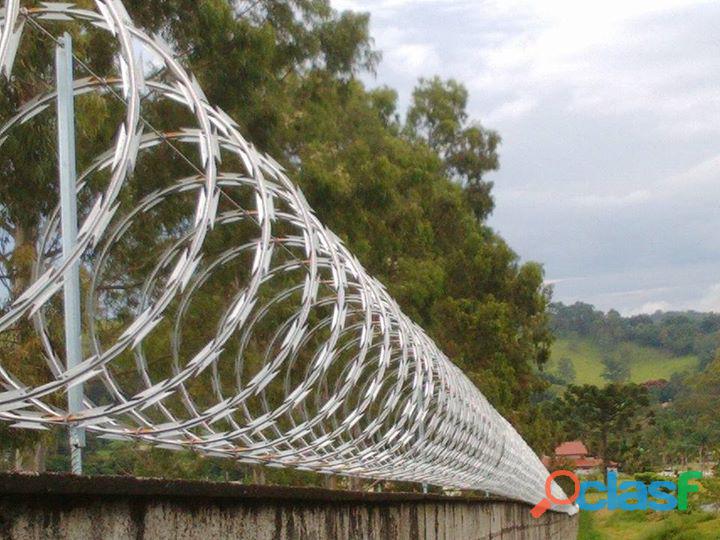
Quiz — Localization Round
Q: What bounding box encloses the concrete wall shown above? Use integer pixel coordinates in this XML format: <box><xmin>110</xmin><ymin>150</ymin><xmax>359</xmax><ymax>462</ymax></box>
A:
<box><xmin>0</xmin><ymin>474</ymin><xmax>578</xmax><ymax>539</ymax></box>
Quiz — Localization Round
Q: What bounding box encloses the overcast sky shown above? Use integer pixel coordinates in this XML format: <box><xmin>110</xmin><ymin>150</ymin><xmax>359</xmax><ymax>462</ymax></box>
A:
<box><xmin>331</xmin><ymin>0</ymin><xmax>720</xmax><ymax>314</ymax></box>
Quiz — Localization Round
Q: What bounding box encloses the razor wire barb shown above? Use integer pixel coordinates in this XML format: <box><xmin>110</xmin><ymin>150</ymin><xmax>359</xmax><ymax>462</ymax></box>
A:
<box><xmin>0</xmin><ymin>0</ymin><xmax>575</xmax><ymax>513</ymax></box>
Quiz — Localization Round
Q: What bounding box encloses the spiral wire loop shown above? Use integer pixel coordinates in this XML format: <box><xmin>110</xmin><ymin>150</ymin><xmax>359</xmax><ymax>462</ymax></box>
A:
<box><xmin>0</xmin><ymin>0</ymin><xmax>574</xmax><ymax>513</ymax></box>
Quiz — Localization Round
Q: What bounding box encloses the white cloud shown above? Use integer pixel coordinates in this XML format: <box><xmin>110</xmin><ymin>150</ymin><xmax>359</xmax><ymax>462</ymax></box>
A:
<box><xmin>697</xmin><ymin>284</ymin><xmax>720</xmax><ymax>312</ymax></box>
<box><xmin>485</xmin><ymin>97</ymin><xmax>537</xmax><ymax>124</ymax></box>
<box><xmin>367</xmin><ymin>25</ymin><xmax>440</xmax><ymax>76</ymax></box>
<box><xmin>497</xmin><ymin>188</ymin><xmax>653</xmax><ymax>209</ymax></box>
<box><xmin>627</xmin><ymin>301</ymin><xmax>673</xmax><ymax>315</ymax></box>
<box><xmin>387</xmin><ymin>43</ymin><xmax>440</xmax><ymax>74</ymax></box>
<box><xmin>545</xmin><ymin>277</ymin><xmax>583</xmax><ymax>285</ymax></box>
<box><xmin>333</xmin><ymin>0</ymin><xmax>472</xmax><ymax>17</ymax></box>
<box><xmin>663</xmin><ymin>154</ymin><xmax>720</xmax><ymax>195</ymax></box>
<box><xmin>467</xmin><ymin>1</ymin><xmax>720</xmax><ymax>131</ymax></box>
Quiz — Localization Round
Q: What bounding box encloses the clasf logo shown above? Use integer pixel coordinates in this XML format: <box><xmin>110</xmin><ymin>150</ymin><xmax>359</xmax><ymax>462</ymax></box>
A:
<box><xmin>531</xmin><ymin>469</ymin><xmax>702</xmax><ymax>518</ymax></box>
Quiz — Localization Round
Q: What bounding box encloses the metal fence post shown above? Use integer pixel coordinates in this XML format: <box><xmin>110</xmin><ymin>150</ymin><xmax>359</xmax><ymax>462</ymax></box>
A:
<box><xmin>56</xmin><ymin>32</ymin><xmax>84</xmax><ymax>475</ymax></box>
<box><xmin>415</xmin><ymin>369</ymin><xmax>428</xmax><ymax>494</ymax></box>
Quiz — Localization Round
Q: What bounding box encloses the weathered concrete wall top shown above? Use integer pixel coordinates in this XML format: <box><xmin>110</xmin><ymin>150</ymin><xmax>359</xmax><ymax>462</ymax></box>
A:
<box><xmin>0</xmin><ymin>473</ymin><xmax>578</xmax><ymax>539</ymax></box>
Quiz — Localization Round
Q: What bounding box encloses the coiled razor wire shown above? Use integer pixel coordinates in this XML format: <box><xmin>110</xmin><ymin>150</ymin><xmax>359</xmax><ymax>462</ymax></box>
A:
<box><xmin>0</xmin><ymin>0</ymin><xmax>574</xmax><ymax>513</ymax></box>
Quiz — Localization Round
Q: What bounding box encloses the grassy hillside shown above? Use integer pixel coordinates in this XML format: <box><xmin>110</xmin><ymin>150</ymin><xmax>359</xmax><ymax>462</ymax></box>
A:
<box><xmin>547</xmin><ymin>337</ymin><xmax>699</xmax><ymax>386</ymax></box>
<box><xmin>579</xmin><ymin>505</ymin><xmax>720</xmax><ymax>540</ymax></box>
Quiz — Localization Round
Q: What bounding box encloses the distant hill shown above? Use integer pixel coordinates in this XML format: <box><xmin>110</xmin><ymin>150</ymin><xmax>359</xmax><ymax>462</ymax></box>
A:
<box><xmin>547</xmin><ymin>337</ymin><xmax>698</xmax><ymax>386</ymax></box>
<box><xmin>544</xmin><ymin>302</ymin><xmax>718</xmax><ymax>387</ymax></box>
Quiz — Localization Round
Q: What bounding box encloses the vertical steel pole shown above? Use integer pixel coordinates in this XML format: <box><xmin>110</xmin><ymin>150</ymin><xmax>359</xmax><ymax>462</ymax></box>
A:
<box><xmin>416</xmin><ymin>372</ymin><xmax>428</xmax><ymax>494</ymax></box>
<box><xmin>421</xmin><ymin>420</ymin><xmax>428</xmax><ymax>494</ymax></box>
<box><xmin>56</xmin><ymin>32</ymin><xmax>84</xmax><ymax>475</ymax></box>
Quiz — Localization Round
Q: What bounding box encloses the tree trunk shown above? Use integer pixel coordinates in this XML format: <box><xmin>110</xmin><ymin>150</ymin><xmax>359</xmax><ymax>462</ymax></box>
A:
<box><xmin>601</xmin><ymin>430</ymin><xmax>609</xmax><ymax>477</ymax></box>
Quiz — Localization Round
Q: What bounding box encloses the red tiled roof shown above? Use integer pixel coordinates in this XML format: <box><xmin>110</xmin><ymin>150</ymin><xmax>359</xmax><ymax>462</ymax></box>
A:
<box><xmin>574</xmin><ymin>457</ymin><xmax>603</xmax><ymax>469</ymax></box>
<box><xmin>555</xmin><ymin>441</ymin><xmax>589</xmax><ymax>456</ymax></box>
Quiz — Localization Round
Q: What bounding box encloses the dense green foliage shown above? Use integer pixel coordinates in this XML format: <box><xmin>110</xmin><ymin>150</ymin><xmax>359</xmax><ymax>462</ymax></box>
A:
<box><xmin>0</xmin><ymin>0</ymin><xmax>555</xmax><ymax>478</ymax></box>
<box><xmin>541</xmin><ymin>351</ymin><xmax>720</xmax><ymax>478</ymax></box>
<box><xmin>551</xmin><ymin>302</ymin><xmax>720</xmax><ymax>370</ymax></box>
<box><xmin>542</xmin><ymin>302</ymin><xmax>720</xmax><ymax>476</ymax></box>
<box><xmin>634</xmin><ymin>354</ymin><xmax>720</xmax><ymax>471</ymax></box>
<box><xmin>551</xmin><ymin>384</ymin><xmax>651</xmax><ymax>472</ymax></box>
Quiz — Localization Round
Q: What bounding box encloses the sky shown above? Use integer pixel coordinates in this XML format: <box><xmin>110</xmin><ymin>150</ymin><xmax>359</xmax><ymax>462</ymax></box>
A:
<box><xmin>330</xmin><ymin>0</ymin><xmax>720</xmax><ymax>315</ymax></box>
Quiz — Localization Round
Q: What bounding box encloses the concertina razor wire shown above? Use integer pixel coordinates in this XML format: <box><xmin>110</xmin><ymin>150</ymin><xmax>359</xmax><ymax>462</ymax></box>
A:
<box><xmin>0</xmin><ymin>0</ymin><xmax>574</xmax><ymax>513</ymax></box>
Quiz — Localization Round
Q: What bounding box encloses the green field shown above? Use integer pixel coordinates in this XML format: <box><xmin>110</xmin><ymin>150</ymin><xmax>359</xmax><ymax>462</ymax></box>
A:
<box><xmin>547</xmin><ymin>338</ymin><xmax>699</xmax><ymax>386</ymax></box>
<box><xmin>578</xmin><ymin>486</ymin><xmax>720</xmax><ymax>540</ymax></box>
<box><xmin>579</xmin><ymin>508</ymin><xmax>720</xmax><ymax>540</ymax></box>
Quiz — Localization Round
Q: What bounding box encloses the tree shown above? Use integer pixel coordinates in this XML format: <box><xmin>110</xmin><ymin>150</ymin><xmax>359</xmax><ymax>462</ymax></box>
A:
<box><xmin>553</xmin><ymin>384</ymin><xmax>651</xmax><ymax>473</ymax></box>
<box><xmin>548</xmin><ymin>302</ymin><xmax>604</xmax><ymax>337</ymax></box>
<box><xmin>673</xmin><ymin>354</ymin><xmax>720</xmax><ymax>466</ymax></box>
<box><xmin>405</xmin><ymin>77</ymin><xmax>500</xmax><ymax>221</ymax></box>
<box><xmin>556</xmin><ymin>357</ymin><xmax>576</xmax><ymax>384</ymax></box>
<box><xmin>657</xmin><ymin>315</ymin><xmax>696</xmax><ymax>356</ymax></box>
<box><xmin>601</xmin><ymin>351</ymin><xmax>630</xmax><ymax>383</ymax></box>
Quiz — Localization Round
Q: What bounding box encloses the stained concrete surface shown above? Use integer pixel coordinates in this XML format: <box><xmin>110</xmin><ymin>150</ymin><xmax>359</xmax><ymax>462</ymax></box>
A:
<box><xmin>0</xmin><ymin>473</ymin><xmax>578</xmax><ymax>539</ymax></box>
